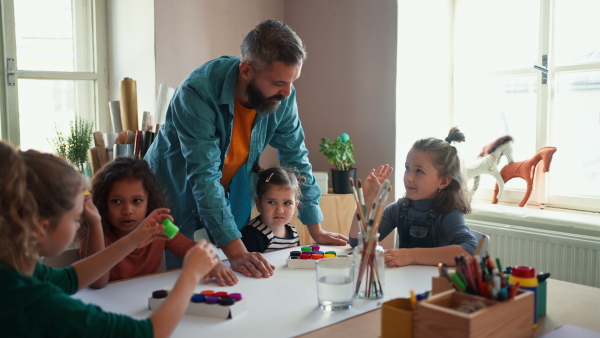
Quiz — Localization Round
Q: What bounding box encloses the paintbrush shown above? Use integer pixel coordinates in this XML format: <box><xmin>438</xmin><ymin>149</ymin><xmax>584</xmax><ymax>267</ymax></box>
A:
<box><xmin>349</xmin><ymin>178</ymin><xmax>368</xmax><ymax>234</ymax></box>
<box><xmin>355</xmin><ymin>180</ymin><xmax>391</xmax><ymax>296</ymax></box>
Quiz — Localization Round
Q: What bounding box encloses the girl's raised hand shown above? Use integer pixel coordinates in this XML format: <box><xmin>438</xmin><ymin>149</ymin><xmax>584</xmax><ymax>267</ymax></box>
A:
<box><xmin>363</xmin><ymin>164</ymin><xmax>394</xmax><ymax>205</ymax></box>
<box><xmin>183</xmin><ymin>240</ymin><xmax>220</xmax><ymax>281</ymax></box>
<box><xmin>128</xmin><ymin>208</ymin><xmax>173</xmax><ymax>248</ymax></box>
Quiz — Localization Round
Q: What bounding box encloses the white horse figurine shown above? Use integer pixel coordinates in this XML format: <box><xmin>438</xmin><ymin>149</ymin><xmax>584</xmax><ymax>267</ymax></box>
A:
<box><xmin>466</xmin><ymin>135</ymin><xmax>515</xmax><ymax>200</ymax></box>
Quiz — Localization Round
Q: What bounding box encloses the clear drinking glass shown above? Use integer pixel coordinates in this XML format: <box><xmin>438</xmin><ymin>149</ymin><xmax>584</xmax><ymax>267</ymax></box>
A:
<box><xmin>315</xmin><ymin>258</ymin><xmax>354</xmax><ymax>311</ymax></box>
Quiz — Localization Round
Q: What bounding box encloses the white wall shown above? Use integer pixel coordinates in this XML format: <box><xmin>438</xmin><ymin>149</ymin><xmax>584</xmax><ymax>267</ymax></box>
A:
<box><xmin>106</xmin><ymin>0</ymin><xmax>156</xmax><ymax>129</ymax></box>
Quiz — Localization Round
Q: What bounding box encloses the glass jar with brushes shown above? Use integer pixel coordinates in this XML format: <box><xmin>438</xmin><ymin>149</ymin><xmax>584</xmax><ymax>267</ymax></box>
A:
<box><xmin>353</xmin><ymin>231</ymin><xmax>385</xmax><ymax>299</ymax></box>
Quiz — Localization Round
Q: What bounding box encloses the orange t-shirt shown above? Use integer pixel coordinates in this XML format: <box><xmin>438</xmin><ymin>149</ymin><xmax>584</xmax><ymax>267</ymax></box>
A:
<box><xmin>220</xmin><ymin>100</ymin><xmax>257</xmax><ymax>188</ymax></box>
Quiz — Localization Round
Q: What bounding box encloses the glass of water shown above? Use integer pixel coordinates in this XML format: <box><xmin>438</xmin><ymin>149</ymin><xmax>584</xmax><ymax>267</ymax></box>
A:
<box><xmin>315</xmin><ymin>258</ymin><xmax>355</xmax><ymax>311</ymax></box>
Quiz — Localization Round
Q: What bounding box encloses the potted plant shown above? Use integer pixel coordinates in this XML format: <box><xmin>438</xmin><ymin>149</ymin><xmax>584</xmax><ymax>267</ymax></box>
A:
<box><xmin>319</xmin><ymin>133</ymin><xmax>356</xmax><ymax>194</ymax></box>
<box><xmin>50</xmin><ymin>115</ymin><xmax>94</xmax><ymax>173</ymax></box>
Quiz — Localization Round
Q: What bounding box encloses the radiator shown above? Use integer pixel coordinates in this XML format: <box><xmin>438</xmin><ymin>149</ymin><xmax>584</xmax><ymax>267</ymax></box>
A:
<box><xmin>467</xmin><ymin>220</ymin><xmax>600</xmax><ymax>288</ymax></box>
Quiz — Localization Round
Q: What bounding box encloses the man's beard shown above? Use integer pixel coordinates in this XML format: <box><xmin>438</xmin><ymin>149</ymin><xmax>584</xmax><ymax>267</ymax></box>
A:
<box><xmin>246</xmin><ymin>79</ymin><xmax>285</xmax><ymax>116</ymax></box>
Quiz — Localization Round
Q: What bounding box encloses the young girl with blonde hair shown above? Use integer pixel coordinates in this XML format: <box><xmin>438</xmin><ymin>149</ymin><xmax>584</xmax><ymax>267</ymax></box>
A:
<box><xmin>349</xmin><ymin>127</ymin><xmax>476</xmax><ymax>267</ymax></box>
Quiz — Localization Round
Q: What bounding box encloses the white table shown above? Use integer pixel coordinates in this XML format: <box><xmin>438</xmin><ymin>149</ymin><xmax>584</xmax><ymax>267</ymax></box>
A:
<box><xmin>73</xmin><ymin>246</ymin><xmax>438</xmax><ymax>338</ymax></box>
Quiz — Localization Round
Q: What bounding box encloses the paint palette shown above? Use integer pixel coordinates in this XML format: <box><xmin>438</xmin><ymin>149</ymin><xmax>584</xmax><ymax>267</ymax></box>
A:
<box><xmin>148</xmin><ymin>289</ymin><xmax>246</xmax><ymax>319</ymax></box>
<box><xmin>286</xmin><ymin>245</ymin><xmax>347</xmax><ymax>269</ymax></box>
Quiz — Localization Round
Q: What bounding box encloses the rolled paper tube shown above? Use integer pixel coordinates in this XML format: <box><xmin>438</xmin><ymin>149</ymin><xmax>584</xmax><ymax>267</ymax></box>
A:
<box><xmin>228</xmin><ymin>293</ymin><xmax>242</xmax><ymax>301</ymax></box>
<box><xmin>141</xmin><ymin>131</ymin><xmax>154</xmax><ymax>158</ymax></box>
<box><xmin>301</xmin><ymin>247</ymin><xmax>313</xmax><ymax>252</ymax></box>
<box><xmin>108</xmin><ymin>101</ymin><xmax>123</xmax><ymax>133</ymax></box>
<box><xmin>200</xmin><ymin>290</ymin><xmax>215</xmax><ymax>296</ymax></box>
<box><xmin>119</xmin><ymin>77</ymin><xmax>138</xmax><ymax>131</ymax></box>
<box><xmin>324</xmin><ymin>254</ymin><xmax>335</xmax><ymax>258</ymax></box>
<box><xmin>219</xmin><ymin>297</ymin><xmax>235</xmax><ymax>306</ymax></box>
<box><xmin>205</xmin><ymin>295</ymin><xmax>220</xmax><ymax>304</ymax></box>
<box><xmin>104</xmin><ymin>133</ymin><xmax>119</xmax><ymax>149</ymax></box>
<box><xmin>152</xmin><ymin>290</ymin><xmax>168</xmax><ymax>299</ymax></box>
<box><xmin>191</xmin><ymin>294</ymin><xmax>206</xmax><ymax>303</ymax></box>
<box><xmin>290</xmin><ymin>251</ymin><xmax>301</xmax><ymax>257</ymax></box>
<box><xmin>154</xmin><ymin>84</ymin><xmax>174</xmax><ymax>126</ymax></box>
<box><xmin>141</xmin><ymin>111</ymin><xmax>151</xmax><ymax>132</ymax></box>
<box><xmin>161</xmin><ymin>219</ymin><xmax>179</xmax><ymax>239</ymax></box>
<box><xmin>310</xmin><ymin>245</ymin><xmax>320</xmax><ymax>251</ymax></box>
<box><xmin>325</xmin><ymin>251</ymin><xmax>337</xmax><ymax>256</ymax></box>
<box><xmin>311</xmin><ymin>254</ymin><xmax>324</xmax><ymax>259</ymax></box>
<box><xmin>133</xmin><ymin>130</ymin><xmax>143</xmax><ymax>158</ymax></box>
<box><xmin>215</xmin><ymin>292</ymin><xmax>228</xmax><ymax>298</ymax></box>
<box><xmin>300</xmin><ymin>253</ymin><xmax>312</xmax><ymax>259</ymax></box>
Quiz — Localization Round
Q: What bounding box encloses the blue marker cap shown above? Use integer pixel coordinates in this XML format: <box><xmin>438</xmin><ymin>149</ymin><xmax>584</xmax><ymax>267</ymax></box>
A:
<box><xmin>191</xmin><ymin>294</ymin><xmax>206</xmax><ymax>303</ymax></box>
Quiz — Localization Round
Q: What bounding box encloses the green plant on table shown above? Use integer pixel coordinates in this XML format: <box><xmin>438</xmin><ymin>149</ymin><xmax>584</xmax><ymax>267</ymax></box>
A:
<box><xmin>318</xmin><ymin>133</ymin><xmax>355</xmax><ymax>171</ymax></box>
<box><xmin>50</xmin><ymin>115</ymin><xmax>94</xmax><ymax>173</ymax></box>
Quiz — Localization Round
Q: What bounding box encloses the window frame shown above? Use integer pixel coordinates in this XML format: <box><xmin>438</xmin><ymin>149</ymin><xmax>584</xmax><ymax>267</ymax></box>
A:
<box><xmin>0</xmin><ymin>0</ymin><xmax>109</xmax><ymax>146</ymax></box>
<box><xmin>452</xmin><ymin>0</ymin><xmax>600</xmax><ymax>213</ymax></box>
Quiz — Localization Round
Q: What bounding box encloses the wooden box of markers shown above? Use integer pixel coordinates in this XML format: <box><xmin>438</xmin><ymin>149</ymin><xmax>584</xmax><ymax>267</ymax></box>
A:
<box><xmin>413</xmin><ymin>289</ymin><xmax>534</xmax><ymax>338</ymax></box>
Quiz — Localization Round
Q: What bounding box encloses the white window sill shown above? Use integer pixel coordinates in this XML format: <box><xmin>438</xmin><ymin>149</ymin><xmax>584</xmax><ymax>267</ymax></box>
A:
<box><xmin>466</xmin><ymin>201</ymin><xmax>600</xmax><ymax>238</ymax></box>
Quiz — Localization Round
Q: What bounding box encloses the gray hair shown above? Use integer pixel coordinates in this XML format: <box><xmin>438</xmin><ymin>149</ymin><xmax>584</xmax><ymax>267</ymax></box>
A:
<box><xmin>240</xmin><ymin>19</ymin><xmax>307</xmax><ymax>72</ymax></box>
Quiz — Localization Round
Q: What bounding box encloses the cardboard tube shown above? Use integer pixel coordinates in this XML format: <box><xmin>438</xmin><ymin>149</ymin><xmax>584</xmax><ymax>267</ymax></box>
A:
<box><xmin>154</xmin><ymin>83</ymin><xmax>174</xmax><ymax>126</ymax></box>
<box><xmin>108</xmin><ymin>101</ymin><xmax>123</xmax><ymax>133</ymax></box>
<box><xmin>119</xmin><ymin>78</ymin><xmax>138</xmax><ymax>131</ymax></box>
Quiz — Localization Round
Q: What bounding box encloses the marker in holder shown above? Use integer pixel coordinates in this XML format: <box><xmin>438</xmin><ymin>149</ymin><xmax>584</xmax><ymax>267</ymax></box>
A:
<box><xmin>162</xmin><ymin>219</ymin><xmax>179</xmax><ymax>239</ymax></box>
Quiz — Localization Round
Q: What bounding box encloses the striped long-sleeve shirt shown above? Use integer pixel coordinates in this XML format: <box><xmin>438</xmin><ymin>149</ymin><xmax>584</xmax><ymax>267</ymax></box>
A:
<box><xmin>241</xmin><ymin>217</ymin><xmax>299</xmax><ymax>253</ymax></box>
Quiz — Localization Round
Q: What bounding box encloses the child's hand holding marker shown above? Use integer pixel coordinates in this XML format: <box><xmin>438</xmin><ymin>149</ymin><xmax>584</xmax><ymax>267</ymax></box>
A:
<box><xmin>161</xmin><ymin>219</ymin><xmax>180</xmax><ymax>239</ymax></box>
<box><xmin>130</xmin><ymin>208</ymin><xmax>173</xmax><ymax>248</ymax></box>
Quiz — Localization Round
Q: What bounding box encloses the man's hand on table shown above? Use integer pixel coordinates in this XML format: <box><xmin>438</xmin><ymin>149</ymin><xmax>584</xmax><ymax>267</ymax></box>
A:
<box><xmin>222</xmin><ymin>238</ymin><xmax>275</xmax><ymax>278</ymax></box>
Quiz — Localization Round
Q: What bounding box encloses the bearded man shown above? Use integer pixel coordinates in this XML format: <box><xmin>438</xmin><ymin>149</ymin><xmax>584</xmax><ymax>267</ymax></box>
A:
<box><xmin>144</xmin><ymin>20</ymin><xmax>348</xmax><ymax>280</ymax></box>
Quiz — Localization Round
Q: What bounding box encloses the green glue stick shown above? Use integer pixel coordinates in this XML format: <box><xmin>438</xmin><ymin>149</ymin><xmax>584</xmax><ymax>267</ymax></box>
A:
<box><xmin>162</xmin><ymin>219</ymin><xmax>179</xmax><ymax>239</ymax></box>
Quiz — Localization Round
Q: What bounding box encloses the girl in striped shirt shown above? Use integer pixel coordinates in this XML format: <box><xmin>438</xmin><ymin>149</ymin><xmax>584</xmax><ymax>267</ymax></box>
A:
<box><xmin>241</xmin><ymin>166</ymin><xmax>305</xmax><ymax>252</ymax></box>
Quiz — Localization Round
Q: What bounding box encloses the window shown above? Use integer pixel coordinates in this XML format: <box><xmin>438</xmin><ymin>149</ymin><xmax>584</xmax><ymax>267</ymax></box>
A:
<box><xmin>397</xmin><ymin>0</ymin><xmax>600</xmax><ymax>213</ymax></box>
<box><xmin>453</xmin><ymin>0</ymin><xmax>600</xmax><ymax>212</ymax></box>
<box><xmin>1</xmin><ymin>0</ymin><xmax>108</xmax><ymax>152</ymax></box>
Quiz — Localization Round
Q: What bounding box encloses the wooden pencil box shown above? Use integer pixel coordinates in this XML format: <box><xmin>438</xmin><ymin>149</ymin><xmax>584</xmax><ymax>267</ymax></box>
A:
<box><xmin>413</xmin><ymin>289</ymin><xmax>534</xmax><ymax>338</ymax></box>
